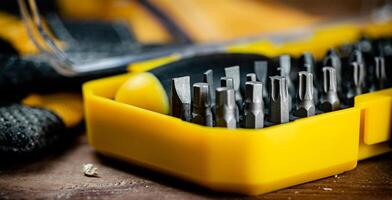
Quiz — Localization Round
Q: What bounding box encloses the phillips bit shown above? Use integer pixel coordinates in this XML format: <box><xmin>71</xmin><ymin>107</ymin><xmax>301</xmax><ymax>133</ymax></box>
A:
<box><xmin>323</xmin><ymin>49</ymin><xmax>342</xmax><ymax>91</ymax></box>
<box><xmin>374</xmin><ymin>56</ymin><xmax>387</xmax><ymax>90</ymax></box>
<box><xmin>224</xmin><ymin>66</ymin><xmax>243</xmax><ymax>105</ymax></box>
<box><xmin>294</xmin><ymin>72</ymin><xmax>315</xmax><ymax>118</ymax></box>
<box><xmin>203</xmin><ymin>69</ymin><xmax>215</xmax><ymax>106</ymax></box>
<box><xmin>244</xmin><ymin>81</ymin><xmax>264</xmax><ymax>128</ymax></box>
<box><xmin>246</xmin><ymin>73</ymin><xmax>257</xmax><ymax>82</ymax></box>
<box><xmin>220</xmin><ymin>77</ymin><xmax>234</xmax><ymax>88</ymax></box>
<box><xmin>170</xmin><ymin>76</ymin><xmax>192</xmax><ymax>121</ymax></box>
<box><xmin>320</xmin><ymin>67</ymin><xmax>340</xmax><ymax>112</ymax></box>
<box><xmin>254</xmin><ymin>61</ymin><xmax>268</xmax><ymax>106</ymax></box>
<box><xmin>352</xmin><ymin>62</ymin><xmax>365</xmax><ymax>95</ymax></box>
<box><xmin>344</xmin><ymin>62</ymin><xmax>365</xmax><ymax>106</ymax></box>
<box><xmin>215</xmin><ymin>87</ymin><xmax>238</xmax><ymax>128</ymax></box>
<box><xmin>191</xmin><ymin>82</ymin><xmax>213</xmax><ymax>126</ymax></box>
<box><xmin>269</xmin><ymin>76</ymin><xmax>290</xmax><ymax>124</ymax></box>
<box><xmin>299</xmin><ymin>52</ymin><xmax>318</xmax><ymax>104</ymax></box>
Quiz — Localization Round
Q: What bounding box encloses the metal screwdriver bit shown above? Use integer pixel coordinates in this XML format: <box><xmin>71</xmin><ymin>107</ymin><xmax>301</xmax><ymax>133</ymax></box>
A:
<box><xmin>299</xmin><ymin>52</ymin><xmax>319</xmax><ymax>104</ymax></box>
<box><xmin>246</xmin><ymin>73</ymin><xmax>257</xmax><ymax>82</ymax></box>
<box><xmin>170</xmin><ymin>76</ymin><xmax>192</xmax><ymax>121</ymax></box>
<box><xmin>220</xmin><ymin>77</ymin><xmax>234</xmax><ymax>88</ymax></box>
<box><xmin>374</xmin><ymin>56</ymin><xmax>387</xmax><ymax>90</ymax></box>
<box><xmin>215</xmin><ymin>87</ymin><xmax>238</xmax><ymax>128</ymax></box>
<box><xmin>295</xmin><ymin>72</ymin><xmax>315</xmax><ymax>118</ymax></box>
<box><xmin>278</xmin><ymin>55</ymin><xmax>294</xmax><ymax>110</ymax></box>
<box><xmin>191</xmin><ymin>82</ymin><xmax>213</xmax><ymax>126</ymax></box>
<box><xmin>244</xmin><ymin>81</ymin><xmax>264</xmax><ymax>128</ymax></box>
<box><xmin>254</xmin><ymin>61</ymin><xmax>268</xmax><ymax>105</ymax></box>
<box><xmin>224</xmin><ymin>66</ymin><xmax>243</xmax><ymax>104</ymax></box>
<box><xmin>203</xmin><ymin>69</ymin><xmax>215</xmax><ymax>105</ymax></box>
<box><xmin>320</xmin><ymin>67</ymin><xmax>340</xmax><ymax>112</ymax></box>
<box><xmin>269</xmin><ymin>76</ymin><xmax>290</xmax><ymax>124</ymax></box>
<box><xmin>352</xmin><ymin>62</ymin><xmax>365</xmax><ymax>95</ymax></box>
<box><xmin>323</xmin><ymin>49</ymin><xmax>342</xmax><ymax>90</ymax></box>
<box><xmin>299</xmin><ymin>52</ymin><xmax>315</xmax><ymax>73</ymax></box>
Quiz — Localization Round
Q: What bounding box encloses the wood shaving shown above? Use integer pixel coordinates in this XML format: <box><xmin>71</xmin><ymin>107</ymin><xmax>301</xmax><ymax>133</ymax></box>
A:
<box><xmin>83</xmin><ymin>163</ymin><xmax>98</xmax><ymax>177</ymax></box>
<box><xmin>323</xmin><ymin>187</ymin><xmax>333</xmax><ymax>191</ymax></box>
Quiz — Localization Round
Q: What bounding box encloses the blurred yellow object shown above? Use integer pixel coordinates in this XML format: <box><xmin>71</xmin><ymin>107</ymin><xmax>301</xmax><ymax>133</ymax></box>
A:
<box><xmin>22</xmin><ymin>93</ymin><xmax>84</xmax><ymax>128</ymax></box>
<box><xmin>0</xmin><ymin>12</ymin><xmax>37</xmax><ymax>55</ymax></box>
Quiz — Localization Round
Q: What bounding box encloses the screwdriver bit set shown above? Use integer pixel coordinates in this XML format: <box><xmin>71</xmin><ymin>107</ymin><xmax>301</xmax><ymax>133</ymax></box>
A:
<box><xmin>83</xmin><ymin>23</ymin><xmax>392</xmax><ymax>195</ymax></box>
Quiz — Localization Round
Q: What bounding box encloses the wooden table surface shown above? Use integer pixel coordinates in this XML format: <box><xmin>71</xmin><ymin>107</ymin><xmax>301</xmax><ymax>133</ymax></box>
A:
<box><xmin>1</xmin><ymin>133</ymin><xmax>392</xmax><ymax>200</ymax></box>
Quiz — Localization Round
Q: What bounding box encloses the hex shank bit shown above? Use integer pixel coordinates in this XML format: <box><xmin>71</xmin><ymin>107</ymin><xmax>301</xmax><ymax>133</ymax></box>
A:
<box><xmin>244</xmin><ymin>81</ymin><xmax>264</xmax><ymax>128</ymax></box>
<box><xmin>295</xmin><ymin>72</ymin><xmax>315</xmax><ymax>118</ymax></box>
<box><xmin>191</xmin><ymin>82</ymin><xmax>213</xmax><ymax>126</ymax></box>
<box><xmin>170</xmin><ymin>76</ymin><xmax>191</xmax><ymax>121</ymax></box>
<box><xmin>269</xmin><ymin>76</ymin><xmax>290</xmax><ymax>124</ymax></box>
<box><xmin>215</xmin><ymin>87</ymin><xmax>237</xmax><ymax>128</ymax></box>
<box><xmin>320</xmin><ymin>67</ymin><xmax>340</xmax><ymax>112</ymax></box>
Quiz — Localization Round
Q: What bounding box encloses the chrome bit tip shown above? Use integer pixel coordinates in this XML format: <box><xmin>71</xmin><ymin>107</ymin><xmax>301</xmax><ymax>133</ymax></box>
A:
<box><xmin>320</xmin><ymin>67</ymin><xmax>340</xmax><ymax>112</ymax></box>
<box><xmin>278</xmin><ymin>55</ymin><xmax>291</xmax><ymax>76</ymax></box>
<box><xmin>224</xmin><ymin>66</ymin><xmax>240</xmax><ymax>90</ymax></box>
<box><xmin>193</xmin><ymin>82</ymin><xmax>211</xmax><ymax>109</ymax></box>
<box><xmin>375</xmin><ymin>56</ymin><xmax>387</xmax><ymax>89</ymax></box>
<box><xmin>170</xmin><ymin>76</ymin><xmax>191</xmax><ymax>121</ymax></box>
<box><xmin>246</xmin><ymin>73</ymin><xmax>257</xmax><ymax>82</ymax></box>
<box><xmin>244</xmin><ymin>81</ymin><xmax>264</xmax><ymax>128</ymax></box>
<box><xmin>299</xmin><ymin>52</ymin><xmax>315</xmax><ymax>73</ymax></box>
<box><xmin>351</xmin><ymin>62</ymin><xmax>365</xmax><ymax>95</ymax></box>
<box><xmin>203</xmin><ymin>69</ymin><xmax>215</xmax><ymax>104</ymax></box>
<box><xmin>220</xmin><ymin>77</ymin><xmax>234</xmax><ymax>88</ymax></box>
<box><xmin>254</xmin><ymin>61</ymin><xmax>268</xmax><ymax>81</ymax></box>
<box><xmin>224</xmin><ymin>66</ymin><xmax>243</xmax><ymax>104</ymax></box>
<box><xmin>295</xmin><ymin>71</ymin><xmax>315</xmax><ymax>117</ymax></box>
<box><xmin>269</xmin><ymin>76</ymin><xmax>290</xmax><ymax>124</ymax></box>
<box><xmin>192</xmin><ymin>82</ymin><xmax>213</xmax><ymax>126</ymax></box>
<box><xmin>215</xmin><ymin>87</ymin><xmax>237</xmax><ymax>128</ymax></box>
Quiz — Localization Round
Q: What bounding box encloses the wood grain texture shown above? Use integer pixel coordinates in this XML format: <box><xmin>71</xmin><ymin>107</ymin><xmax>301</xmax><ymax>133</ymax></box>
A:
<box><xmin>1</xmin><ymin>134</ymin><xmax>392</xmax><ymax>199</ymax></box>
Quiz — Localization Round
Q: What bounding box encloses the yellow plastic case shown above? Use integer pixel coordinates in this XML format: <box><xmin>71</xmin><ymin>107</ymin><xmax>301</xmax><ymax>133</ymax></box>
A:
<box><xmin>83</xmin><ymin>22</ymin><xmax>392</xmax><ymax>195</ymax></box>
<box><xmin>84</xmin><ymin>73</ymin><xmax>360</xmax><ymax>195</ymax></box>
<box><xmin>355</xmin><ymin>88</ymin><xmax>392</xmax><ymax>160</ymax></box>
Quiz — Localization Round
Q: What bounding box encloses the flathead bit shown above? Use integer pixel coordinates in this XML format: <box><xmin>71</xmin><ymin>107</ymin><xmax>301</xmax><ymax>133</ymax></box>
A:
<box><xmin>299</xmin><ymin>52</ymin><xmax>315</xmax><ymax>73</ymax></box>
<box><xmin>375</xmin><ymin>56</ymin><xmax>387</xmax><ymax>90</ymax></box>
<box><xmin>191</xmin><ymin>83</ymin><xmax>213</xmax><ymax>126</ymax></box>
<box><xmin>246</xmin><ymin>73</ymin><xmax>257</xmax><ymax>82</ymax></box>
<box><xmin>254</xmin><ymin>61</ymin><xmax>268</xmax><ymax>103</ymax></box>
<box><xmin>170</xmin><ymin>76</ymin><xmax>191</xmax><ymax>121</ymax></box>
<box><xmin>323</xmin><ymin>48</ymin><xmax>342</xmax><ymax>89</ymax></box>
<box><xmin>215</xmin><ymin>87</ymin><xmax>238</xmax><ymax>128</ymax></box>
<box><xmin>320</xmin><ymin>67</ymin><xmax>340</xmax><ymax>112</ymax></box>
<box><xmin>244</xmin><ymin>81</ymin><xmax>264</xmax><ymax>128</ymax></box>
<box><xmin>220</xmin><ymin>77</ymin><xmax>234</xmax><ymax>88</ymax></box>
<box><xmin>295</xmin><ymin>72</ymin><xmax>315</xmax><ymax>118</ymax></box>
<box><xmin>203</xmin><ymin>69</ymin><xmax>215</xmax><ymax>106</ymax></box>
<box><xmin>269</xmin><ymin>76</ymin><xmax>290</xmax><ymax>124</ymax></box>
<box><xmin>224</xmin><ymin>66</ymin><xmax>243</xmax><ymax>104</ymax></box>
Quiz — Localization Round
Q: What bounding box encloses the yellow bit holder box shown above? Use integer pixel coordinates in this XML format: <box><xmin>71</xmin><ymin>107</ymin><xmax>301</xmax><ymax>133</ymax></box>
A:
<box><xmin>83</xmin><ymin>22</ymin><xmax>392</xmax><ymax>195</ymax></box>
